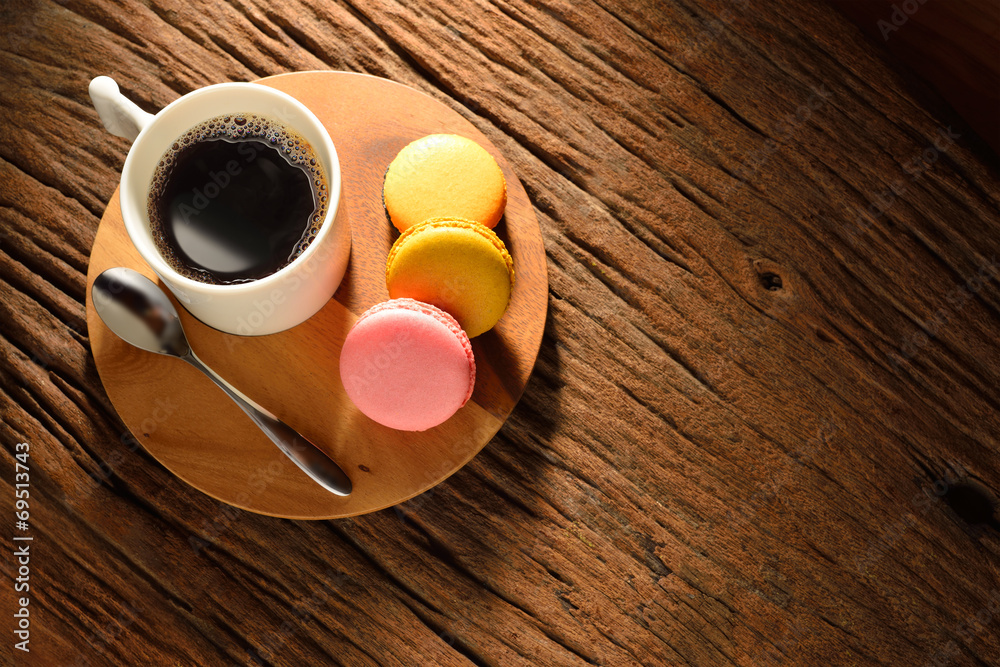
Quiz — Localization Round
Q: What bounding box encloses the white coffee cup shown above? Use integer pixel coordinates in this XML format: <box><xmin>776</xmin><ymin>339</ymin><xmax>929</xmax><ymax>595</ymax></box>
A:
<box><xmin>89</xmin><ymin>76</ymin><xmax>351</xmax><ymax>336</ymax></box>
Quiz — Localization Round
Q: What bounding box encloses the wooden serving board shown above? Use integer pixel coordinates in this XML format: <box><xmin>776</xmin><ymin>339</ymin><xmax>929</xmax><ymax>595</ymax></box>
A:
<box><xmin>84</xmin><ymin>71</ymin><xmax>547</xmax><ymax>519</ymax></box>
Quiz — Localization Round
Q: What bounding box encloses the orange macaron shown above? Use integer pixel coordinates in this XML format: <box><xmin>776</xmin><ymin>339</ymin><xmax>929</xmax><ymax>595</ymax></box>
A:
<box><xmin>383</xmin><ymin>134</ymin><xmax>507</xmax><ymax>232</ymax></box>
<box><xmin>385</xmin><ymin>217</ymin><xmax>514</xmax><ymax>338</ymax></box>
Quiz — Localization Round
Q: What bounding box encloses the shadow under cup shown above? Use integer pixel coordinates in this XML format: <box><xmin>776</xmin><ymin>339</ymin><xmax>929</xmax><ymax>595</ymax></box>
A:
<box><xmin>119</xmin><ymin>83</ymin><xmax>351</xmax><ymax>336</ymax></box>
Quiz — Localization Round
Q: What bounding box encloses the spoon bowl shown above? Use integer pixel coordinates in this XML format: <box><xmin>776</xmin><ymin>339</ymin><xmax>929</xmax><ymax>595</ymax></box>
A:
<box><xmin>92</xmin><ymin>267</ymin><xmax>189</xmax><ymax>356</ymax></box>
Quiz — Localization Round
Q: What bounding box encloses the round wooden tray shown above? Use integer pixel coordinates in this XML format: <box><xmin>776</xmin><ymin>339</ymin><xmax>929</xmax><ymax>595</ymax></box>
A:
<box><xmin>85</xmin><ymin>71</ymin><xmax>547</xmax><ymax>519</ymax></box>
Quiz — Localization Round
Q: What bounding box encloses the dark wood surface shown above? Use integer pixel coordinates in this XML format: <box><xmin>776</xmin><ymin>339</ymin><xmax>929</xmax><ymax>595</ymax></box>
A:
<box><xmin>828</xmin><ymin>0</ymin><xmax>1000</xmax><ymax>155</ymax></box>
<box><xmin>2</xmin><ymin>0</ymin><xmax>1000</xmax><ymax>665</ymax></box>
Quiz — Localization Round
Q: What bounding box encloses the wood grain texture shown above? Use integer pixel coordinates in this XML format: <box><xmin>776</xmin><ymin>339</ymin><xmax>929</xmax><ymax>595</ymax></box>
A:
<box><xmin>2</xmin><ymin>0</ymin><xmax>1000</xmax><ymax>665</ymax></box>
<box><xmin>84</xmin><ymin>71</ymin><xmax>546</xmax><ymax>519</ymax></box>
<box><xmin>827</xmin><ymin>0</ymin><xmax>1000</xmax><ymax>155</ymax></box>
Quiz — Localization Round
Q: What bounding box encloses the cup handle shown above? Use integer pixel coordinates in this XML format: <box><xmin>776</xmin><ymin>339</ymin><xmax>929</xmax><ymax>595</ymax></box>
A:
<box><xmin>89</xmin><ymin>76</ymin><xmax>155</xmax><ymax>142</ymax></box>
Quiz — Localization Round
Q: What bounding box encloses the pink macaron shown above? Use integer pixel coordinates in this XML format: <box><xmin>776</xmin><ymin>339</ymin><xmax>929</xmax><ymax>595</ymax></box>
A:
<box><xmin>339</xmin><ymin>298</ymin><xmax>476</xmax><ymax>431</ymax></box>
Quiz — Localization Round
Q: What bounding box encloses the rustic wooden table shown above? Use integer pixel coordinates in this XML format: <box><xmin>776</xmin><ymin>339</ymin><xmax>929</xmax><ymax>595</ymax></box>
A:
<box><xmin>2</xmin><ymin>1</ymin><xmax>999</xmax><ymax>665</ymax></box>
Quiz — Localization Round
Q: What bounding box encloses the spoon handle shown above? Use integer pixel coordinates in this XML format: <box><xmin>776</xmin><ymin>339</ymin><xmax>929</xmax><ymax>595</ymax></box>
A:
<box><xmin>182</xmin><ymin>352</ymin><xmax>352</xmax><ymax>497</ymax></box>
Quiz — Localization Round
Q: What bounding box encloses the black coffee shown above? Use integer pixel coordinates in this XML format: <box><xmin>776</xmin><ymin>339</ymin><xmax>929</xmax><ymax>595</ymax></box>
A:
<box><xmin>147</xmin><ymin>113</ymin><xmax>328</xmax><ymax>284</ymax></box>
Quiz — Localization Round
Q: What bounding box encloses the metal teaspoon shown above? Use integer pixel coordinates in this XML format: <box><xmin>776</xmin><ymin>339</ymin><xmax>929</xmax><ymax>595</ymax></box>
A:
<box><xmin>91</xmin><ymin>267</ymin><xmax>352</xmax><ymax>496</ymax></box>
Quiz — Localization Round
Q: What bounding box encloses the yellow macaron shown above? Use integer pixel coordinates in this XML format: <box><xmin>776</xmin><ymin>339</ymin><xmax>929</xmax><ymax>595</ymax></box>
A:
<box><xmin>383</xmin><ymin>134</ymin><xmax>507</xmax><ymax>232</ymax></box>
<box><xmin>385</xmin><ymin>217</ymin><xmax>515</xmax><ymax>338</ymax></box>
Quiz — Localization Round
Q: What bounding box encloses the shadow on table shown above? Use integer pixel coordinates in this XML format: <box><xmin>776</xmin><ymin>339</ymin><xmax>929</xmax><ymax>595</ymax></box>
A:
<box><xmin>388</xmin><ymin>293</ymin><xmax>565</xmax><ymax>516</ymax></box>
